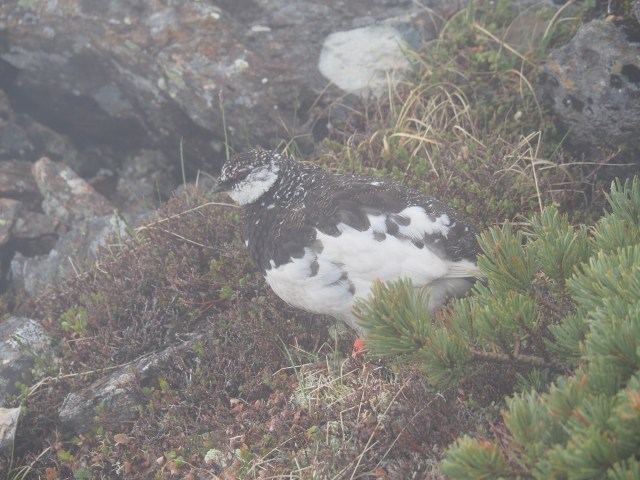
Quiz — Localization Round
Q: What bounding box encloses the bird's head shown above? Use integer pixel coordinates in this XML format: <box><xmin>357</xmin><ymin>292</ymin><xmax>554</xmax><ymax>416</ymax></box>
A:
<box><xmin>212</xmin><ymin>149</ymin><xmax>282</xmax><ymax>205</ymax></box>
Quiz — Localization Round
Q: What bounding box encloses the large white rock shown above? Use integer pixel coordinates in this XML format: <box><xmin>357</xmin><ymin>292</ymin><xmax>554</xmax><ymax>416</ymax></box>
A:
<box><xmin>319</xmin><ymin>25</ymin><xmax>411</xmax><ymax>98</ymax></box>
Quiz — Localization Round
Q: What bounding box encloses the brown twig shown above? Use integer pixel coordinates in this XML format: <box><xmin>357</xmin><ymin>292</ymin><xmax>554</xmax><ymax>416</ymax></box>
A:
<box><xmin>469</xmin><ymin>348</ymin><xmax>563</xmax><ymax>370</ymax></box>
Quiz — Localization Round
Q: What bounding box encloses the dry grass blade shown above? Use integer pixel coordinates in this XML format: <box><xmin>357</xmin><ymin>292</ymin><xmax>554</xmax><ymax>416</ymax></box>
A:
<box><xmin>503</xmin><ymin>131</ymin><xmax>545</xmax><ymax>212</ymax></box>
<box><xmin>345</xmin><ymin>382</ymin><xmax>408</xmax><ymax>480</ymax></box>
<box><xmin>135</xmin><ymin>201</ymin><xmax>239</xmax><ymax>233</ymax></box>
<box><xmin>472</xmin><ymin>22</ymin><xmax>535</xmax><ymax>67</ymax></box>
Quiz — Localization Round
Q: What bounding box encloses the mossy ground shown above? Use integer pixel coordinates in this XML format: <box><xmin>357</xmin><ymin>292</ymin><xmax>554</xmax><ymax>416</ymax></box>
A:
<box><xmin>3</xmin><ymin>2</ymin><xmax>638</xmax><ymax>479</ymax></box>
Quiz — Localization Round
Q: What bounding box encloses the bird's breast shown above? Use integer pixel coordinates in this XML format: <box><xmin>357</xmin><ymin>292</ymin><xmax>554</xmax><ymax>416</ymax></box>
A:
<box><xmin>260</xmin><ymin>206</ymin><xmax>473</xmax><ymax>319</ymax></box>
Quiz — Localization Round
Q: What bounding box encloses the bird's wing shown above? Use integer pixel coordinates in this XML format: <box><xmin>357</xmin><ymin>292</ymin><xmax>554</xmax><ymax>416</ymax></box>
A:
<box><xmin>310</xmin><ymin>179</ymin><xmax>478</xmax><ymax>265</ymax></box>
<box><xmin>282</xmin><ymin>178</ymin><xmax>480</xmax><ymax>300</ymax></box>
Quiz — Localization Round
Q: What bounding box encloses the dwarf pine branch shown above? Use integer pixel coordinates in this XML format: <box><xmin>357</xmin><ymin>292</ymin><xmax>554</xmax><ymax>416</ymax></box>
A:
<box><xmin>356</xmin><ymin>177</ymin><xmax>640</xmax><ymax>478</ymax></box>
<box><xmin>355</xmin><ymin>210</ymin><xmax>581</xmax><ymax>388</ymax></box>
<box><xmin>442</xmin><ymin>177</ymin><xmax>640</xmax><ymax>478</ymax></box>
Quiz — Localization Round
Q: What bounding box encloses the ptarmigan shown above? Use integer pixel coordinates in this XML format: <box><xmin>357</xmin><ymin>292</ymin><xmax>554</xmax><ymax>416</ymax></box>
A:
<box><xmin>212</xmin><ymin>149</ymin><xmax>479</xmax><ymax>337</ymax></box>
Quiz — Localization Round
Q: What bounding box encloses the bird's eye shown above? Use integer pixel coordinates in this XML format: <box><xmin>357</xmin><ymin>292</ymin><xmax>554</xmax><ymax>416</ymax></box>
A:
<box><xmin>230</xmin><ymin>167</ymin><xmax>251</xmax><ymax>181</ymax></box>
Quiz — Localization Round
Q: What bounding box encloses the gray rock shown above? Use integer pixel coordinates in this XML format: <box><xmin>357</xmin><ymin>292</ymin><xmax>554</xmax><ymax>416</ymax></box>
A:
<box><xmin>0</xmin><ymin>198</ymin><xmax>20</xmax><ymax>247</ymax></box>
<box><xmin>0</xmin><ymin>123</ymin><xmax>33</xmax><ymax>159</ymax></box>
<box><xmin>59</xmin><ymin>339</ymin><xmax>199</xmax><ymax>433</ymax></box>
<box><xmin>0</xmin><ymin>187</ymin><xmax>57</xmax><ymax>257</ymax></box>
<box><xmin>0</xmin><ymin>406</ymin><xmax>20</xmax><ymax>453</ymax></box>
<box><xmin>539</xmin><ymin>20</ymin><xmax>640</xmax><ymax>152</ymax></box>
<box><xmin>32</xmin><ymin>157</ymin><xmax>114</xmax><ymax>225</ymax></box>
<box><xmin>59</xmin><ymin>365</ymin><xmax>143</xmax><ymax>434</ymax></box>
<box><xmin>23</xmin><ymin>119</ymin><xmax>80</xmax><ymax>169</ymax></box>
<box><xmin>10</xmin><ymin>211</ymin><xmax>148</xmax><ymax>295</ymax></box>
<box><xmin>0</xmin><ymin>88</ymin><xmax>80</xmax><ymax>167</ymax></box>
<box><xmin>0</xmin><ymin>0</ymin><xmax>437</xmax><ymax>172</ymax></box>
<box><xmin>0</xmin><ymin>156</ymin><xmax>152</xmax><ymax>295</ymax></box>
<box><xmin>10</xmin><ymin>210</ymin><xmax>58</xmax><ymax>244</ymax></box>
<box><xmin>0</xmin><ymin>160</ymin><xmax>41</xmax><ymax>208</ymax></box>
<box><xmin>114</xmin><ymin>149</ymin><xmax>176</xmax><ymax>213</ymax></box>
<box><xmin>10</xmin><ymin>253</ymin><xmax>53</xmax><ymax>296</ymax></box>
<box><xmin>0</xmin><ymin>316</ymin><xmax>51</xmax><ymax>406</ymax></box>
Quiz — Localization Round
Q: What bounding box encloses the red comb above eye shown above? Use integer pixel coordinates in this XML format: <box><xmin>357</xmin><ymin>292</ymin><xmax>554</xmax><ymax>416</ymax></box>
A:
<box><xmin>230</xmin><ymin>168</ymin><xmax>250</xmax><ymax>180</ymax></box>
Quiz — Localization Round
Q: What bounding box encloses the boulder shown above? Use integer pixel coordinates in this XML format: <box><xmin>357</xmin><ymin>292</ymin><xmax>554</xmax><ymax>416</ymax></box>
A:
<box><xmin>9</xmin><ymin>157</ymin><xmax>150</xmax><ymax>295</ymax></box>
<box><xmin>319</xmin><ymin>19</ymin><xmax>427</xmax><ymax>98</ymax></box>
<box><xmin>539</xmin><ymin>20</ymin><xmax>640</xmax><ymax>152</ymax></box>
<box><xmin>11</xmin><ymin>210</ymin><xmax>148</xmax><ymax>295</ymax></box>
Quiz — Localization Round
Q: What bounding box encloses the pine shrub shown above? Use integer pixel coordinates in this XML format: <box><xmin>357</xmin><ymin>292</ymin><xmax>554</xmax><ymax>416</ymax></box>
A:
<box><xmin>355</xmin><ymin>178</ymin><xmax>640</xmax><ymax>478</ymax></box>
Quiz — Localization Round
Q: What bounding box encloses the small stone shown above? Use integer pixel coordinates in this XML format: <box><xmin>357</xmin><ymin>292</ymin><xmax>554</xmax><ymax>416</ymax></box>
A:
<box><xmin>11</xmin><ymin>210</ymin><xmax>58</xmax><ymax>242</ymax></box>
<box><xmin>113</xmin><ymin>433</ymin><xmax>131</xmax><ymax>445</ymax></box>
<box><xmin>0</xmin><ymin>198</ymin><xmax>20</xmax><ymax>247</ymax></box>
<box><xmin>0</xmin><ymin>160</ymin><xmax>41</xmax><ymax>207</ymax></box>
<box><xmin>0</xmin><ymin>407</ymin><xmax>21</xmax><ymax>453</ymax></box>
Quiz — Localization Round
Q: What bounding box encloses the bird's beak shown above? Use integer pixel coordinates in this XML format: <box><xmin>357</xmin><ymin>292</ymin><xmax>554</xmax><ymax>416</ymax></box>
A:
<box><xmin>210</xmin><ymin>180</ymin><xmax>228</xmax><ymax>194</ymax></box>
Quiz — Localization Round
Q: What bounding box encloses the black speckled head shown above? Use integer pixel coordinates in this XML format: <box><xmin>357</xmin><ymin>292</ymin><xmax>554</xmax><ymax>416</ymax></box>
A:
<box><xmin>214</xmin><ymin>149</ymin><xmax>283</xmax><ymax>205</ymax></box>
